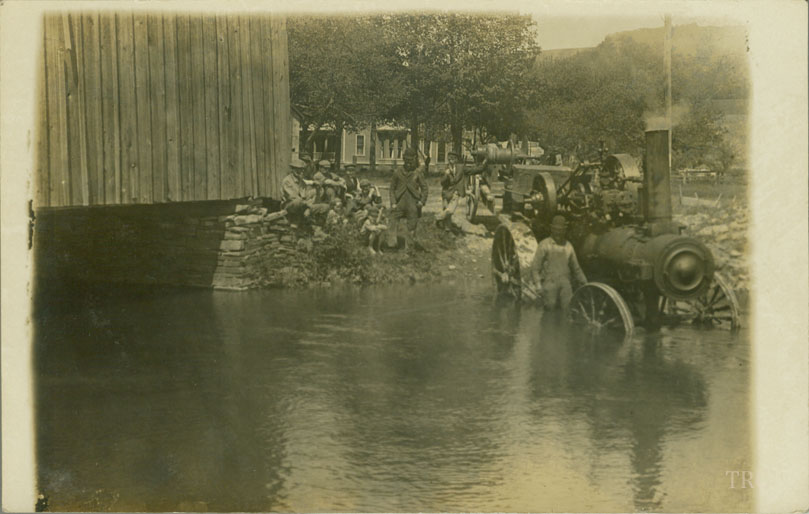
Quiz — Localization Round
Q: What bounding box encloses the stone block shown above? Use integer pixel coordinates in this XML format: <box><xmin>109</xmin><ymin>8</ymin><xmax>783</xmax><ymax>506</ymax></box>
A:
<box><xmin>265</xmin><ymin>210</ymin><xmax>288</xmax><ymax>223</ymax></box>
<box><xmin>233</xmin><ymin>214</ymin><xmax>263</xmax><ymax>226</ymax></box>
<box><xmin>220</xmin><ymin>239</ymin><xmax>245</xmax><ymax>251</ymax></box>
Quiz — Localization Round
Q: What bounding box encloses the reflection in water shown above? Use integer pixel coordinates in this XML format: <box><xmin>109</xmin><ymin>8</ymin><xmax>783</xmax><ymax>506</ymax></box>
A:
<box><xmin>34</xmin><ymin>282</ymin><xmax>751</xmax><ymax>512</ymax></box>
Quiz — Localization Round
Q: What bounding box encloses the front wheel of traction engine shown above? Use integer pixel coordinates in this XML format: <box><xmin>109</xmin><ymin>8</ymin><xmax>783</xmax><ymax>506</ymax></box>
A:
<box><xmin>491</xmin><ymin>225</ymin><xmax>521</xmax><ymax>300</ymax></box>
<box><xmin>569</xmin><ymin>282</ymin><xmax>635</xmax><ymax>337</ymax></box>
<box><xmin>659</xmin><ymin>272</ymin><xmax>741</xmax><ymax>331</ymax></box>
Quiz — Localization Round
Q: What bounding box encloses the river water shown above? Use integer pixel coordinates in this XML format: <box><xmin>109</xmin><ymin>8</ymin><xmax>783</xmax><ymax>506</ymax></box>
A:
<box><xmin>34</xmin><ymin>280</ymin><xmax>752</xmax><ymax>512</ymax></box>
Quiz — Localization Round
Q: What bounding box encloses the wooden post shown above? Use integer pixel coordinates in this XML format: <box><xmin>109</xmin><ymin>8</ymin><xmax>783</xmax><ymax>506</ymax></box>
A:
<box><xmin>369</xmin><ymin>121</ymin><xmax>376</xmax><ymax>171</ymax></box>
<box><xmin>664</xmin><ymin>14</ymin><xmax>672</xmax><ymax>168</ymax></box>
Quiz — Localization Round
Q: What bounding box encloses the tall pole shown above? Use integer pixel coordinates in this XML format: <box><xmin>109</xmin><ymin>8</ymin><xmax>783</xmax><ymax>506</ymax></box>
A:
<box><xmin>664</xmin><ymin>14</ymin><xmax>673</xmax><ymax>167</ymax></box>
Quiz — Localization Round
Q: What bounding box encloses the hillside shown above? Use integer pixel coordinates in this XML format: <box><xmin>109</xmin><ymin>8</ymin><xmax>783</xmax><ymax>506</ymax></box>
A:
<box><xmin>604</xmin><ymin>23</ymin><xmax>748</xmax><ymax>60</ymax></box>
<box><xmin>540</xmin><ymin>23</ymin><xmax>749</xmax><ymax>71</ymax></box>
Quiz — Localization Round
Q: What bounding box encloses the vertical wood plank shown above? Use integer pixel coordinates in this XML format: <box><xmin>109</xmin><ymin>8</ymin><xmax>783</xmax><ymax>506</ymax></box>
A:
<box><xmin>57</xmin><ymin>13</ymin><xmax>69</xmax><ymax>205</ymax></box>
<box><xmin>133</xmin><ymin>13</ymin><xmax>152</xmax><ymax>203</ymax></box>
<box><xmin>239</xmin><ymin>16</ymin><xmax>257</xmax><ymax>198</ymax></box>
<box><xmin>203</xmin><ymin>16</ymin><xmax>219</xmax><ymax>200</ymax></box>
<box><xmin>225</xmin><ymin>15</ymin><xmax>243</xmax><ymax>199</ymax></box>
<box><xmin>176</xmin><ymin>14</ymin><xmax>193</xmax><ymax>201</ymax></box>
<box><xmin>64</xmin><ymin>13</ymin><xmax>88</xmax><ymax>205</ymax></box>
<box><xmin>215</xmin><ymin>14</ymin><xmax>230</xmax><ymax>200</ymax></box>
<box><xmin>82</xmin><ymin>13</ymin><xmax>104</xmax><ymax>204</ymax></box>
<box><xmin>276</xmin><ymin>16</ymin><xmax>291</xmax><ymax>185</ymax></box>
<box><xmin>269</xmin><ymin>17</ymin><xmax>286</xmax><ymax>198</ymax></box>
<box><xmin>163</xmin><ymin>14</ymin><xmax>181</xmax><ymax>202</ymax></box>
<box><xmin>100</xmin><ymin>13</ymin><xmax>121</xmax><ymax>204</ymax></box>
<box><xmin>249</xmin><ymin>17</ymin><xmax>267</xmax><ymax>198</ymax></box>
<box><xmin>147</xmin><ymin>13</ymin><xmax>166</xmax><ymax>203</ymax></box>
<box><xmin>36</xmin><ymin>21</ymin><xmax>50</xmax><ymax>208</ymax></box>
<box><xmin>192</xmin><ymin>15</ymin><xmax>208</xmax><ymax>201</ymax></box>
<box><xmin>117</xmin><ymin>12</ymin><xmax>138</xmax><ymax>203</ymax></box>
<box><xmin>261</xmin><ymin>16</ymin><xmax>277</xmax><ymax>199</ymax></box>
<box><xmin>45</xmin><ymin>15</ymin><xmax>68</xmax><ymax>206</ymax></box>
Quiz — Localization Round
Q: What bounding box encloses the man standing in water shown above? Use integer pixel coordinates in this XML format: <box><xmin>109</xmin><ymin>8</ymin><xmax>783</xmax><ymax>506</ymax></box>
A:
<box><xmin>389</xmin><ymin>148</ymin><xmax>428</xmax><ymax>250</ymax></box>
<box><xmin>529</xmin><ymin>215</ymin><xmax>588</xmax><ymax>310</ymax></box>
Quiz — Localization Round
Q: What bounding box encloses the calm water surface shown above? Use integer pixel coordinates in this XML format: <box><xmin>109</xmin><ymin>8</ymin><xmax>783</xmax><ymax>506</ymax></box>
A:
<box><xmin>35</xmin><ymin>281</ymin><xmax>752</xmax><ymax>512</ymax></box>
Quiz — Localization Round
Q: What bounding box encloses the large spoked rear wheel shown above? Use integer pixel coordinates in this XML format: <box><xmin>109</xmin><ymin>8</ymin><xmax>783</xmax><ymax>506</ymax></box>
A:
<box><xmin>491</xmin><ymin>225</ymin><xmax>521</xmax><ymax>300</ymax></box>
<box><xmin>660</xmin><ymin>272</ymin><xmax>741</xmax><ymax>331</ymax></box>
<box><xmin>569</xmin><ymin>282</ymin><xmax>634</xmax><ymax>337</ymax></box>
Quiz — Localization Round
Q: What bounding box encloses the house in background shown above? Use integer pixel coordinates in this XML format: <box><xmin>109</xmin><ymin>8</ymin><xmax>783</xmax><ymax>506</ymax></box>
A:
<box><xmin>291</xmin><ymin>106</ymin><xmax>303</xmax><ymax>160</ymax></box>
<box><xmin>341</xmin><ymin>125</ymin><xmax>464</xmax><ymax>169</ymax></box>
<box><xmin>295</xmin><ymin>119</ymin><xmax>477</xmax><ymax>169</ymax></box>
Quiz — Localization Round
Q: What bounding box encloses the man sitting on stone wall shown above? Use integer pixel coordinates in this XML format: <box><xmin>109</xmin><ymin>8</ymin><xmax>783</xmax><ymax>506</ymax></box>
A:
<box><xmin>343</xmin><ymin>165</ymin><xmax>361</xmax><ymax>214</ymax></box>
<box><xmin>357</xmin><ymin>179</ymin><xmax>383</xmax><ymax>209</ymax></box>
<box><xmin>314</xmin><ymin>160</ymin><xmax>347</xmax><ymax>203</ymax></box>
<box><xmin>360</xmin><ymin>206</ymin><xmax>388</xmax><ymax>255</ymax></box>
<box><xmin>282</xmin><ymin>158</ymin><xmax>330</xmax><ymax>227</ymax></box>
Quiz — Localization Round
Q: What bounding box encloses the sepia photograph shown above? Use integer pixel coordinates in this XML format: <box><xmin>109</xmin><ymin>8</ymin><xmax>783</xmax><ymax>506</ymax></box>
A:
<box><xmin>1</xmin><ymin>0</ymin><xmax>807</xmax><ymax>512</ymax></box>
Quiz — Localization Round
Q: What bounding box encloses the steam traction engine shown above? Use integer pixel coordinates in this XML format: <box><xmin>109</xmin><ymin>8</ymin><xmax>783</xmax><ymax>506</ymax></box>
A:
<box><xmin>491</xmin><ymin>130</ymin><xmax>741</xmax><ymax>336</ymax></box>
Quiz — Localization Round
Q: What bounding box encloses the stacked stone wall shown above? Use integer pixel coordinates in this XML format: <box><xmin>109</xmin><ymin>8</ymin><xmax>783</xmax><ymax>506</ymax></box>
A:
<box><xmin>33</xmin><ymin>200</ymin><xmax>299</xmax><ymax>290</ymax></box>
<box><xmin>211</xmin><ymin>207</ymin><xmax>299</xmax><ymax>290</ymax></box>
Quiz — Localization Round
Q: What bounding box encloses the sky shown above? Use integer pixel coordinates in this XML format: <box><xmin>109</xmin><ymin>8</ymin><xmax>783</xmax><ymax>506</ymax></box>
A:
<box><xmin>529</xmin><ymin>14</ymin><xmax>741</xmax><ymax>50</ymax></box>
<box><xmin>533</xmin><ymin>15</ymin><xmax>664</xmax><ymax>50</ymax></box>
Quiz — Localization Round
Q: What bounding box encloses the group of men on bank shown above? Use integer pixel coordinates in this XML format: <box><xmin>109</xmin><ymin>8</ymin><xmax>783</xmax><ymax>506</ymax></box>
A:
<box><xmin>281</xmin><ymin>148</ymin><xmax>587</xmax><ymax>309</ymax></box>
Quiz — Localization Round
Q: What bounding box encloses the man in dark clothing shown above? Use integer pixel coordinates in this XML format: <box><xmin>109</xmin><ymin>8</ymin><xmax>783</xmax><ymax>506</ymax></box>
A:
<box><xmin>313</xmin><ymin>159</ymin><xmax>345</xmax><ymax>203</ymax></box>
<box><xmin>389</xmin><ymin>148</ymin><xmax>428</xmax><ymax>249</ymax></box>
<box><xmin>438</xmin><ymin>152</ymin><xmax>466</xmax><ymax>230</ymax></box>
<box><xmin>342</xmin><ymin>165</ymin><xmax>361</xmax><ymax>214</ymax></box>
<box><xmin>344</xmin><ymin>165</ymin><xmax>360</xmax><ymax>195</ymax></box>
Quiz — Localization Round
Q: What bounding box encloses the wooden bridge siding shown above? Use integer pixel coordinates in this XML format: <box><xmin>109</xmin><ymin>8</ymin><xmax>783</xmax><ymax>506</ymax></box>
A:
<box><xmin>37</xmin><ymin>12</ymin><xmax>290</xmax><ymax>208</ymax></box>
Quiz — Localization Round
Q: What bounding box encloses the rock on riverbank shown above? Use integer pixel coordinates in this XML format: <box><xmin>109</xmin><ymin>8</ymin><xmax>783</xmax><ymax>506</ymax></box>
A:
<box><xmin>675</xmin><ymin>200</ymin><xmax>749</xmax><ymax>305</ymax></box>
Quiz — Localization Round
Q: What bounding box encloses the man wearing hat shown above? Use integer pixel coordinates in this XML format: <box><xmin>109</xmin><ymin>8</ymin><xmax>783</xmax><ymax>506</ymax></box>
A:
<box><xmin>389</xmin><ymin>147</ymin><xmax>428</xmax><ymax>250</ymax></box>
<box><xmin>282</xmin><ymin>158</ymin><xmax>330</xmax><ymax>225</ymax></box>
<box><xmin>299</xmin><ymin>152</ymin><xmax>316</xmax><ymax>178</ymax></box>
<box><xmin>437</xmin><ymin>151</ymin><xmax>466</xmax><ymax>230</ymax></box>
<box><xmin>342</xmin><ymin>165</ymin><xmax>361</xmax><ymax>214</ymax></box>
<box><xmin>313</xmin><ymin>159</ymin><xmax>344</xmax><ymax>203</ymax></box>
<box><xmin>528</xmin><ymin>215</ymin><xmax>588</xmax><ymax>310</ymax></box>
<box><xmin>343</xmin><ymin>164</ymin><xmax>360</xmax><ymax>195</ymax></box>
<box><xmin>357</xmin><ymin>179</ymin><xmax>382</xmax><ymax>209</ymax></box>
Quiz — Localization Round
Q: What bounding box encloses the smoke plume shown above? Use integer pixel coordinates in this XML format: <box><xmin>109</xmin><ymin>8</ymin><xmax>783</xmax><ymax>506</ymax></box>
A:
<box><xmin>644</xmin><ymin>103</ymin><xmax>690</xmax><ymax>131</ymax></box>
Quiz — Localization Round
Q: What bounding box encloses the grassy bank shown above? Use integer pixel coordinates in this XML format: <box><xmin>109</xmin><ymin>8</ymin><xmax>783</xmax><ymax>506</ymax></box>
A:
<box><xmin>261</xmin><ymin>212</ymin><xmax>490</xmax><ymax>288</ymax></box>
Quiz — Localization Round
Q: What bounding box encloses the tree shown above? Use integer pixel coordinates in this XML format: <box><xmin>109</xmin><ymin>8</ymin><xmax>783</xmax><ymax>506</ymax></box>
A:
<box><xmin>380</xmin><ymin>13</ymin><xmax>540</xmax><ymax>154</ymax></box>
<box><xmin>288</xmin><ymin>16</ymin><xmax>404</xmax><ymax>168</ymax></box>
<box><xmin>672</xmin><ymin>102</ymin><xmax>734</xmax><ymax>172</ymax></box>
<box><xmin>527</xmin><ymin>27</ymin><xmax>747</xmax><ymax>165</ymax></box>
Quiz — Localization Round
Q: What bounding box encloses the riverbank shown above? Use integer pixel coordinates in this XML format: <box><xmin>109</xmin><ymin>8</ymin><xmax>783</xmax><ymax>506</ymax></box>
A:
<box><xmin>257</xmin><ymin>173</ymin><xmax>749</xmax><ymax>306</ymax></box>
<box><xmin>260</xmin><ymin>211</ymin><xmax>493</xmax><ymax>289</ymax></box>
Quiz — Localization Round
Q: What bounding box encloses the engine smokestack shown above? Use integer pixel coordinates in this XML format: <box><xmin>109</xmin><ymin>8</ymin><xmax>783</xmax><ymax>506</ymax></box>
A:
<box><xmin>644</xmin><ymin>129</ymin><xmax>672</xmax><ymax>233</ymax></box>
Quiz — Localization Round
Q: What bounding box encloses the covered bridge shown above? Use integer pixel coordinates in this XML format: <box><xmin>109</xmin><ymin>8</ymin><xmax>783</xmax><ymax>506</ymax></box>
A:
<box><xmin>34</xmin><ymin>11</ymin><xmax>295</xmax><ymax>289</ymax></box>
<box><xmin>36</xmin><ymin>11</ymin><xmax>291</xmax><ymax>207</ymax></box>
